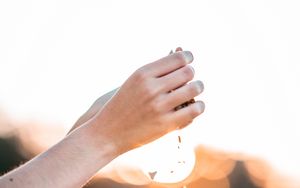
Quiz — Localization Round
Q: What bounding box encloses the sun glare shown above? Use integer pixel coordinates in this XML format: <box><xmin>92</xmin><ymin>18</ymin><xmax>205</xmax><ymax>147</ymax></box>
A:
<box><xmin>116</xmin><ymin>131</ymin><xmax>196</xmax><ymax>185</ymax></box>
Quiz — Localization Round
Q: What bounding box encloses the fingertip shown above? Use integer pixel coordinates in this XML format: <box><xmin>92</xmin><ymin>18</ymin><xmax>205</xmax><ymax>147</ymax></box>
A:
<box><xmin>187</xmin><ymin>64</ymin><xmax>195</xmax><ymax>75</ymax></box>
<box><xmin>194</xmin><ymin>80</ymin><xmax>204</xmax><ymax>94</ymax></box>
<box><xmin>196</xmin><ymin>101</ymin><xmax>205</xmax><ymax>114</ymax></box>
<box><xmin>175</xmin><ymin>47</ymin><xmax>183</xmax><ymax>52</ymax></box>
<box><xmin>181</xmin><ymin>51</ymin><xmax>194</xmax><ymax>64</ymax></box>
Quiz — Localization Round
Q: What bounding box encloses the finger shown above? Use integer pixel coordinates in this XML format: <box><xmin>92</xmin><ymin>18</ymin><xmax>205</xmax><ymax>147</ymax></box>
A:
<box><xmin>167</xmin><ymin>101</ymin><xmax>205</xmax><ymax>129</ymax></box>
<box><xmin>143</xmin><ymin>51</ymin><xmax>194</xmax><ymax>77</ymax></box>
<box><xmin>175</xmin><ymin>47</ymin><xmax>183</xmax><ymax>52</ymax></box>
<box><xmin>161</xmin><ymin>80</ymin><xmax>204</xmax><ymax>111</ymax></box>
<box><xmin>157</xmin><ymin>65</ymin><xmax>195</xmax><ymax>92</ymax></box>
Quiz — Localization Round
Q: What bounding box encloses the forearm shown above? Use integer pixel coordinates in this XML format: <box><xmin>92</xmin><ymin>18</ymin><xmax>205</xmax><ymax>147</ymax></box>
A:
<box><xmin>0</xmin><ymin>119</ymin><xmax>118</xmax><ymax>188</ymax></box>
<box><xmin>0</xmin><ymin>49</ymin><xmax>204</xmax><ymax>187</ymax></box>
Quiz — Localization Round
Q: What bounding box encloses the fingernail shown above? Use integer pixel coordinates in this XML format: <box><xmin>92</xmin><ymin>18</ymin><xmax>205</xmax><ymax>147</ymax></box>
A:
<box><xmin>197</xmin><ymin>101</ymin><xmax>205</xmax><ymax>113</ymax></box>
<box><xmin>195</xmin><ymin>80</ymin><xmax>204</xmax><ymax>93</ymax></box>
<box><xmin>182</xmin><ymin>51</ymin><xmax>194</xmax><ymax>63</ymax></box>
<box><xmin>189</xmin><ymin>65</ymin><xmax>195</xmax><ymax>74</ymax></box>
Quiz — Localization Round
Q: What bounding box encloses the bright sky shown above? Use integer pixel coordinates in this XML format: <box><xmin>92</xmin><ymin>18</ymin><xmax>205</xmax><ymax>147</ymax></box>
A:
<box><xmin>1</xmin><ymin>0</ymin><xmax>300</xmax><ymax>180</ymax></box>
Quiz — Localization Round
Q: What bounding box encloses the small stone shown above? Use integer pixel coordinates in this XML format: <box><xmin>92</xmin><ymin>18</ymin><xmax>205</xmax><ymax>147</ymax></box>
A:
<box><xmin>148</xmin><ymin>171</ymin><xmax>157</xmax><ymax>180</ymax></box>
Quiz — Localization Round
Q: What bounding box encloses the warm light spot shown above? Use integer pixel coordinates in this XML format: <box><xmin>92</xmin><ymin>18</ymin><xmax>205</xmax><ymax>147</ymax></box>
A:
<box><xmin>140</xmin><ymin>131</ymin><xmax>196</xmax><ymax>184</ymax></box>
<box><xmin>116</xmin><ymin>131</ymin><xmax>196</xmax><ymax>184</ymax></box>
<box><xmin>191</xmin><ymin>146</ymin><xmax>236</xmax><ymax>181</ymax></box>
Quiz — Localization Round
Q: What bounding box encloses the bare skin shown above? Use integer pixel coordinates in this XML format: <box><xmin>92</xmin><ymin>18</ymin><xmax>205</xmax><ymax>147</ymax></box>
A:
<box><xmin>68</xmin><ymin>87</ymin><xmax>119</xmax><ymax>134</ymax></box>
<box><xmin>69</xmin><ymin>47</ymin><xmax>189</xmax><ymax>133</ymax></box>
<box><xmin>0</xmin><ymin>49</ymin><xmax>205</xmax><ymax>188</ymax></box>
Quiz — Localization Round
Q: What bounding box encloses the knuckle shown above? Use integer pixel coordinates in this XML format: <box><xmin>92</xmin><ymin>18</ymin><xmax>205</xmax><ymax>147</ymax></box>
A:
<box><xmin>161</xmin><ymin>97</ymin><xmax>172</xmax><ymax>110</ymax></box>
<box><xmin>149</xmin><ymin>89</ymin><xmax>159</xmax><ymax>98</ymax></box>
<box><xmin>142</xmin><ymin>84</ymin><xmax>155</xmax><ymax>97</ymax></box>
<box><xmin>134</xmin><ymin>67</ymin><xmax>148</xmax><ymax>81</ymax></box>
<box><xmin>152</xmin><ymin>83</ymin><xmax>164</xmax><ymax>94</ymax></box>
<box><xmin>141</xmin><ymin>82</ymin><xmax>162</xmax><ymax>101</ymax></box>
<box><xmin>149</xmin><ymin>101</ymin><xmax>162</xmax><ymax>114</ymax></box>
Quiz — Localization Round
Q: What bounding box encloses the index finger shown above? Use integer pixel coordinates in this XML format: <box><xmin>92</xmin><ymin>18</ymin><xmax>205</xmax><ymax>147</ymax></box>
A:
<box><xmin>144</xmin><ymin>51</ymin><xmax>194</xmax><ymax>77</ymax></box>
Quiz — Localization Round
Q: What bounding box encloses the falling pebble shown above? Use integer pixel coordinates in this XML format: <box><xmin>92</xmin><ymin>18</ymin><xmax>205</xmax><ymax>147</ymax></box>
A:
<box><xmin>148</xmin><ymin>171</ymin><xmax>157</xmax><ymax>180</ymax></box>
<box><xmin>9</xmin><ymin>178</ymin><xmax>13</xmax><ymax>182</ymax></box>
<box><xmin>170</xmin><ymin>170</ymin><xmax>174</xmax><ymax>173</ymax></box>
<box><xmin>178</xmin><ymin>136</ymin><xmax>181</xmax><ymax>143</ymax></box>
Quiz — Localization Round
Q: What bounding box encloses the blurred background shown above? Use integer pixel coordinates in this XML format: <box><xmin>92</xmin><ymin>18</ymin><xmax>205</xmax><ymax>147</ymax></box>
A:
<box><xmin>0</xmin><ymin>0</ymin><xmax>300</xmax><ymax>187</ymax></box>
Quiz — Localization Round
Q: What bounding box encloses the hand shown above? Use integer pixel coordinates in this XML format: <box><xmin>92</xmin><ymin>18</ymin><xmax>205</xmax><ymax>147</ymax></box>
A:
<box><xmin>68</xmin><ymin>47</ymin><xmax>194</xmax><ymax>134</ymax></box>
<box><xmin>90</xmin><ymin>50</ymin><xmax>205</xmax><ymax>154</ymax></box>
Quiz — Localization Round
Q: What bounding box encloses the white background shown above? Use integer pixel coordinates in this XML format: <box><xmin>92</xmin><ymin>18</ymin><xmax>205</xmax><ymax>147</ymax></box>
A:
<box><xmin>1</xmin><ymin>0</ymin><xmax>300</xmax><ymax>179</ymax></box>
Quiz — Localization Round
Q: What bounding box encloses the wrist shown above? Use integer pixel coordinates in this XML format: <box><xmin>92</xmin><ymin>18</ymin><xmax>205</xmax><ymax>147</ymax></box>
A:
<box><xmin>81</xmin><ymin>117</ymin><xmax>121</xmax><ymax>160</ymax></box>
